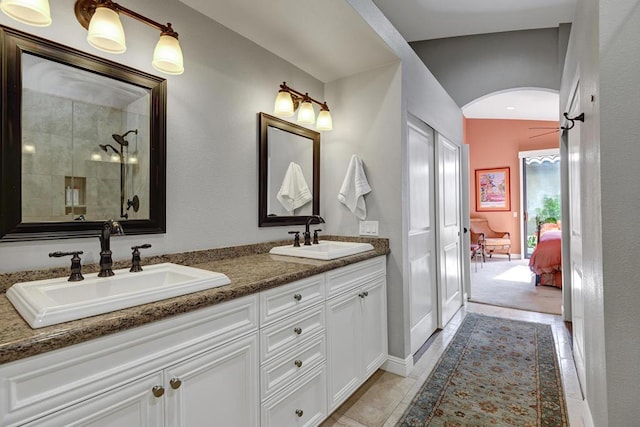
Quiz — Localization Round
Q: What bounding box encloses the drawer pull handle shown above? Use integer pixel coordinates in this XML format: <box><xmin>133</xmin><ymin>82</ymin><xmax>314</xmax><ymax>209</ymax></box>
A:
<box><xmin>359</xmin><ymin>292</ymin><xmax>365</xmax><ymax>298</ymax></box>
<box><xmin>170</xmin><ymin>378</ymin><xmax>182</xmax><ymax>389</ymax></box>
<box><xmin>294</xmin><ymin>327</ymin><xmax>302</xmax><ymax>335</ymax></box>
<box><xmin>152</xmin><ymin>386</ymin><xmax>165</xmax><ymax>398</ymax></box>
<box><xmin>293</xmin><ymin>293</ymin><xmax>302</xmax><ymax>301</ymax></box>
<box><xmin>294</xmin><ymin>359</ymin><xmax>303</xmax><ymax>368</ymax></box>
<box><xmin>363</xmin><ymin>291</ymin><xmax>369</xmax><ymax>297</ymax></box>
<box><xmin>295</xmin><ymin>409</ymin><xmax>304</xmax><ymax>417</ymax></box>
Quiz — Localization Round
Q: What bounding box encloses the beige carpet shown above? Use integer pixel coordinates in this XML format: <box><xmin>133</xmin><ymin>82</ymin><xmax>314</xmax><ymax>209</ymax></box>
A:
<box><xmin>469</xmin><ymin>257</ymin><xmax>562</xmax><ymax>314</ymax></box>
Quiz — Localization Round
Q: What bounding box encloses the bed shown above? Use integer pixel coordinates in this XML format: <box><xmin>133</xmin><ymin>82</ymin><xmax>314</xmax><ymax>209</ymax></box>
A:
<box><xmin>529</xmin><ymin>224</ymin><xmax>562</xmax><ymax>288</ymax></box>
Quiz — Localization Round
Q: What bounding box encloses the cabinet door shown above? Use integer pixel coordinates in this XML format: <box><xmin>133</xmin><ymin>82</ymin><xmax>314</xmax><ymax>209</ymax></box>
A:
<box><xmin>361</xmin><ymin>277</ymin><xmax>388</xmax><ymax>378</ymax></box>
<box><xmin>165</xmin><ymin>333</ymin><xmax>259</xmax><ymax>427</ymax></box>
<box><xmin>326</xmin><ymin>291</ymin><xmax>361</xmax><ymax>412</ymax></box>
<box><xmin>26</xmin><ymin>372</ymin><xmax>164</xmax><ymax>427</ymax></box>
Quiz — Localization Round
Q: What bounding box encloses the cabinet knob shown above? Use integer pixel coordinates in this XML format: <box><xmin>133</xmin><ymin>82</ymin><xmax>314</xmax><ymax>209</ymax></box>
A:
<box><xmin>294</xmin><ymin>327</ymin><xmax>302</xmax><ymax>335</ymax></box>
<box><xmin>152</xmin><ymin>386</ymin><xmax>165</xmax><ymax>398</ymax></box>
<box><xmin>295</xmin><ymin>409</ymin><xmax>304</xmax><ymax>417</ymax></box>
<box><xmin>363</xmin><ymin>291</ymin><xmax>369</xmax><ymax>297</ymax></box>
<box><xmin>294</xmin><ymin>359</ymin><xmax>303</xmax><ymax>368</ymax></box>
<box><xmin>359</xmin><ymin>292</ymin><xmax>366</xmax><ymax>299</ymax></box>
<box><xmin>293</xmin><ymin>293</ymin><xmax>302</xmax><ymax>301</ymax></box>
<box><xmin>170</xmin><ymin>378</ymin><xmax>182</xmax><ymax>389</ymax></box>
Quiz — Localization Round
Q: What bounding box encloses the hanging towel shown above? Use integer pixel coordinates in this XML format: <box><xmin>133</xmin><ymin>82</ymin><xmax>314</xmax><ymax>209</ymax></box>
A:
<box><xmin>277</xmin><ymin>162</ymin><xmax>313</xmax><ymax>214</ymax></box>
<box><xmin>338</xmin><ymin>155</ymin><xmax>372</xmax><ymax>220</ymax></box>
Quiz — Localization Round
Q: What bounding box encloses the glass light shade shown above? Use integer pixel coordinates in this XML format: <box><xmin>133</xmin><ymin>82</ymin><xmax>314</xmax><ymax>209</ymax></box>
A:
<box><xmin>90</xmin><ymin>151</ymin><xmax>103</xmax><ymax>161</ymax></box>
<box><xmin>273</xmin><ymin>90</ymin><xmax>295</xmax><ymax>117</ymax></box>
<box><xmin>110</xmin><ymin>153</ymin><xmax>121</xmax><ymax>162</ymax></box>
<box><xmin>316</xmin><ymin>110</ymin><xmax>333</xmax><ymax>131</ymax></box>
<box><xmin>297</xmin><ymin>100</ymin><xmax>316</xmax><ymax>124</ymax></box>
<box><xmin>0</xmin><ymin>0</ymin><xmax>51</xmax><ymax>27</ymax></box>
<box><xmin>128</xmin><ymin>155</ymin><xmax>138</xmax><ymax>164</ymax></box>
<box><xmin>152</xmin><ymin>34</ymin><xmax>184</xmax><ymax>75</ymax></box>
<box><xmin>87</xmin><ymin>6</ymin><xmax>126</xmax><ymax>54</ymax></box>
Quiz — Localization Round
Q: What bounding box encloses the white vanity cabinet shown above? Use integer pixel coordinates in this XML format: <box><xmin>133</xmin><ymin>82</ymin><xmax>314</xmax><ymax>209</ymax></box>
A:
<box><xmin>326</xmin><ymin>257</ymin><xmax>388</xmax><ymax>412</ymax></box>
<box><xmin>0</xmin><ymin>294</ymin><xmax>259</xmax><ymax>427</ymax></box>
<box><xmin>259</xmin><ymin>275</ymin><xmax>328</xmax><ymax>427</ymax></box>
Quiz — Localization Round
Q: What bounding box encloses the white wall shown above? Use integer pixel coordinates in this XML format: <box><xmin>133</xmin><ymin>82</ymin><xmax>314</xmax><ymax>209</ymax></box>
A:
<box><xmin>323</xmin><ymin>62</ymin><xmax>403</xmax><ymax>357</ymax></box>
<box><xmin>598</xmin><ymin>0</ymin><xmax>640</xmax><ymax>423</ymax></box>
<box><xmin>561</xmin><ymin>0</ymin><xmax>640</xmax><ymax>424</ymax></box>
<box><xmin>0</xmin><ymin>0</ymin><xmax>324</xmax><ymax>271</ymax></box>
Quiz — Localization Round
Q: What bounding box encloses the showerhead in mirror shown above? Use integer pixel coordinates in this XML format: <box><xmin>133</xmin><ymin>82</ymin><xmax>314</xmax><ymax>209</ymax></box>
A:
<box><xmin>99</xmin><ymin>143</ymin><xmax>120</xmax><ymax>154</ymax></box>
<box><xmin>111</xmin><ymin>129</ymin><xmax>137</xmax><ymax>147</ymax></box>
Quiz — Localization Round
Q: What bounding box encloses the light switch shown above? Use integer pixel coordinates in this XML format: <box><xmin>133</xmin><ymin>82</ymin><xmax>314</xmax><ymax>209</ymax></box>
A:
<box><xmin>359</xmin><ymin>221</ymin><xmax>379</xmax><ymax>236</ymax></box>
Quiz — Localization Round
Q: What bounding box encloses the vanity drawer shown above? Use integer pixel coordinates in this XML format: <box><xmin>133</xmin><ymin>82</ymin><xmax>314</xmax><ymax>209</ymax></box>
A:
<box><xmin>260</xmin><ymin>334</ymin><xmax>326</xmax><ymax>400</ymax></box>
<box><xmin>326</xmin><ymin>256</ymin><xmax>386</xmax><ymax>298</ymax></box>
<box><xmin>260</xmin><ymin>304</ymin><xmax>325</xmax><ymax>363</ymax></box>
<box><xmin>260</xmin><ymin>275</ymin><xmax>325</xmax><ymax>326</ymax></box>
<box><xmin>261</xmin><ymin>364</ymin><xmax>327</xmax><ymax>427</ymax></box>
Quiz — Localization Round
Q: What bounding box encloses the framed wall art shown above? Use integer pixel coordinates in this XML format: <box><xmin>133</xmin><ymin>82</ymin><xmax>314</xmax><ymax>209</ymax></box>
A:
<box><xmin>475</xmin><ymin>167</ymin><xmax>510</xmax><ymax>212</ymax></box>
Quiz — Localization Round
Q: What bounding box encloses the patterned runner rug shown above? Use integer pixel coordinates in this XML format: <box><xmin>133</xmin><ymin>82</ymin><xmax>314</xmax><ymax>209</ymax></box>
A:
<box><xmin>398</xmin><ymin>313</ymin><xmax>568</xmax><ymax>426</ymax></box>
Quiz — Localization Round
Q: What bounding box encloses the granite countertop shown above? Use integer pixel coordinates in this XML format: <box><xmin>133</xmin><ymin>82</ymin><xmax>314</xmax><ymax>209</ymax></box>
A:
<box><xmin>0</xmin><ymin>236</ymin><xmax>389</xmax><ymax>365</ymax></box>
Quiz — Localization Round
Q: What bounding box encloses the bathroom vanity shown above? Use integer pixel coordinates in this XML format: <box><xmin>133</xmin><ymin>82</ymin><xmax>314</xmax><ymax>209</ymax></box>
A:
<box><xmin>0</xmin><ymin>238</ymin><xmax>388</xmax><ymax>426</ymax></box>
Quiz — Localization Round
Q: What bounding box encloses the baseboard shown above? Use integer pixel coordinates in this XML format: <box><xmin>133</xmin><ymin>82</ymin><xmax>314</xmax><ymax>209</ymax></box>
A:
<box><xmin>382</xmin><ymin>355</ymin><xmax>414</xmax><ymax>377</ymax></box>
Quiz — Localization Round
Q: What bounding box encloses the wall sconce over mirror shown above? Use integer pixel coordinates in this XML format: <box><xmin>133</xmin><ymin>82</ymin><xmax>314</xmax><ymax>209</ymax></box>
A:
<box><xmin>0</xmin><ymin>0</ymin><xmax>184</xmax><ymax>75</ymax></box>
<box><xmin>274</xmin><ymin>82</ymin><xmax>333</xmax><ymax>131</ymax></box>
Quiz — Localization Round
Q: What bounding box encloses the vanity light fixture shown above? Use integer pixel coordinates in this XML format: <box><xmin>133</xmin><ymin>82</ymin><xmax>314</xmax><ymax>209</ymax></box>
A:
<box><xmin>273</xmin><ymin>82</ymin><xmax>333</xmax><ymax>131</ymax></box>
<box><xmin>74</xmin><ymin>0</ymin><xmax>184</xmax><ymax>75</ymax></box>
<box><xmin>0</xmin><ymin>0</ymin><xmax>51</xmax><ymax>27</ymax></box>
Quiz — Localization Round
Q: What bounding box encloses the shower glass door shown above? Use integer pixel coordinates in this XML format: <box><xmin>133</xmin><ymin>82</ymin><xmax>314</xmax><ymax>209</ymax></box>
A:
<box><xmin>523</xmin><ymin>154</ymin><xmax>561</xmax><ymax>258</ymax></box>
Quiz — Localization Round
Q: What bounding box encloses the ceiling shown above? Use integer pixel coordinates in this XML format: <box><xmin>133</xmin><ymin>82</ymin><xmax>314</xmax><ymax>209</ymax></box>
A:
<box><xmin>181</xmin><ymin>0</ymin><xmax>574</xmax><ymax>121</ymax></box>
<box><xmin>371</xmin><ymin>0</ymin><xmax>577</xmax><ymax>42</ymax></box>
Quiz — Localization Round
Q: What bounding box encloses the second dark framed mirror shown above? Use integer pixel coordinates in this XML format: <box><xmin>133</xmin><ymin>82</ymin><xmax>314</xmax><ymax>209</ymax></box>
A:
<box><xmin>259</xmin><ymin>113</ymin><xmax>320</xmax><ymax>227</ymax></box>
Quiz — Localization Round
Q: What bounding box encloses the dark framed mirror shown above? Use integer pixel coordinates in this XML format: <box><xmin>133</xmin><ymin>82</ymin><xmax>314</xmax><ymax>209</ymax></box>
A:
<box><xmin>259</xmin><ymin>112</ymin><xmax>319</xmax><ymax>227</ymax></box>
<box><xmin>0</xmin><ymin>25</ymin><xmax>166</xmax><ymax>241</ymax></box>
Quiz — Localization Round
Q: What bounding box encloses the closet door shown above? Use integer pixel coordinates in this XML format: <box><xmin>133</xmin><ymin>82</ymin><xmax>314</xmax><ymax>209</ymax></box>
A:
<box><xmin>407</xmin><ymin>116</ymin><xmax>438</xmax><ymax>354</ymax></box>
<box><xmin>437</xmin><ymin>134</ymin><xmax>463</xmax><ymax>327</ymax></box>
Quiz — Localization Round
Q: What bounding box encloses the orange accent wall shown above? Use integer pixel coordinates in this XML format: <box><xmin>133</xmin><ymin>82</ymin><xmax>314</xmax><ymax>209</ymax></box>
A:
<box><xmin>465</xmin><ymin>118</ymin><xmax>559</xmax><ymax>256</ymax></box>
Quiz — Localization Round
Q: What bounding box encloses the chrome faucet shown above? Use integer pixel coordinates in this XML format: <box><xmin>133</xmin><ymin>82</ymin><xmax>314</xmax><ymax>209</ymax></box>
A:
<box><xmin>98</xmin><ymin>220</ymin><xmax>124</xmax><ymax>277</ymax></box>
<box><xmin>304</xmin><ymin>215</ymin><xmax>325</xmax><ymax>245</ymax></box>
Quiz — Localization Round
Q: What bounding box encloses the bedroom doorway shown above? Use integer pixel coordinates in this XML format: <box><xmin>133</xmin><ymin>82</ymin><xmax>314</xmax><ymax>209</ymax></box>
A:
<box><xmin>519</xmin><ymin>149</ymin><xmax>561</xmax><ymax>259</ymax></box>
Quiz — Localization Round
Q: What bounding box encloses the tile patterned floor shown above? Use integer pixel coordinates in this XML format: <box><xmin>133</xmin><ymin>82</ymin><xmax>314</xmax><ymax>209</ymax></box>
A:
<box><xmin>321</xmin><ymin>302</ymin><xmax>585</xmax><ymax>427</ymax></box>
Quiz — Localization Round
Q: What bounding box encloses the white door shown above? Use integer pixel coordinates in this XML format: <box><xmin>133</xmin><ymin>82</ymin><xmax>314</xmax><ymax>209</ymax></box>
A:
<box><xmin>437</xmin><ymin>134</ymin><xmax>463</xmax><ymax>326</ymax></box>
<box><xmin>567</xmin><ymin>87</ymin><xmax>586</xmax><ymax>392</ymax></box>
<box><xmin>165</xmin><ymin>333</ymin><xmax>259</xmax><ymax>427</ymax></box>
<box><xmin>407</xmin><ymin>116</ymin><xmax>438</xmax><ymax>354</ymax></box>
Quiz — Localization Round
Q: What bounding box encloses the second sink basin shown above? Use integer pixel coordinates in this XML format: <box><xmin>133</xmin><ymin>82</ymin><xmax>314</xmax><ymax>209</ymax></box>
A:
<box><xmin>269</xmin><ymin>240</ymin><xmax>374</xmax><ymax>260</ymax></box>
<box><xmin>6</xmin><ymin>263</ymin><xmax>230</xmax><ymax>329</ymax></box>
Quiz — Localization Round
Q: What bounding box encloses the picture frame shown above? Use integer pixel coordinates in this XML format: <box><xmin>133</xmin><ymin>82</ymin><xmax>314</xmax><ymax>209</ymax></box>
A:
<box><xmin>475</xmin><ymin>167</ymin><xmax>510</xmax><ymax>212</ymax></box>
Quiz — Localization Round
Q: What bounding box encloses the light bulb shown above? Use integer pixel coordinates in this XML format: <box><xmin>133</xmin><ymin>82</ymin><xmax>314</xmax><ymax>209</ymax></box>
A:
<box><xmin>274</xmin><ymin>90</ymin><xmax>295</xmax><ymax>117</ymax></box>
<box><xmin>316</xmin><ymin>109</ymin><xmax>333</xmax><ymax>131</ymax></box>
<box><xmin>87</xmin><ymin>6</ymin><xmax>126</xmax><ymax>54</ymax></box>
<box><xmin>297</xmin><ymin>100</ymin><xmax>315</xmax><ymax>124</ymax></box>
<box><xmin>0</xmin><ymin>0</ymin><xmax>51</xmax><ymax>27</ymax></box>
<box><xmin>110</xmin><ymin>153</ymin><xmax>120</xmax><ymax>162</ymax></box>
<box><xmin>152</xmin><ymin>34</ymin><xmax>184</xmax><ymax>75</ymax></box>
<box><xmin>22</xmin><ymin>143</ymin><xmax>36</xmax><ymax>154</ymax></box>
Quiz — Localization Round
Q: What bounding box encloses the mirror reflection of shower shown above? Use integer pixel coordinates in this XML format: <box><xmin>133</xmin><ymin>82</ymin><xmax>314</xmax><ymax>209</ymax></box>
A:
<box><xmin>98</xmin><ymin>129</ymin><xmax>139</xmax><ymax>219</ymax></box>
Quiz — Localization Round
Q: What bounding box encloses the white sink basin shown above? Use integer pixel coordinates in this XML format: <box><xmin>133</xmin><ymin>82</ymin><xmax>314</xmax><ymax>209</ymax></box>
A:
<box><xmin>269</xmin><ymin>240</ymin><xmax>374</xmax><ymax>260</ymax></box>
<box><xmin>6</xmin><ymin>263</ymin><xmax>230</xmax><ymax>329</ymax></box>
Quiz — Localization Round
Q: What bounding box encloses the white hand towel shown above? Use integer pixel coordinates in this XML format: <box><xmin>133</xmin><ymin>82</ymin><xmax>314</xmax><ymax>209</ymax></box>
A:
<box><xmin>277</xmin><ymin>162</ymin><xmax>312</xmax><ymax>214</ymax></box>
<box><xmin>338</xmin><ymin>155</ymin><xmax>372</xmax><ymax>220</ymax></box>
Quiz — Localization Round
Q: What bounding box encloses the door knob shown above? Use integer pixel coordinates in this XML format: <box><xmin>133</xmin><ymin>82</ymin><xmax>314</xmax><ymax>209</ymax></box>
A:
<box><xmin>152</xmin><ymin>386</ymin><xmax>165</xmax><ymax>398</ymax></box>
<box><xmin>170</xmin><ymin>378</ymin><xmax>182</xmax><ymax>389</ymax></box>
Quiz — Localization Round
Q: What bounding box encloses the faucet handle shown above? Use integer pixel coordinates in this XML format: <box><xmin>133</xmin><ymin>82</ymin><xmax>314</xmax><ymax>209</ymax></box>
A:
<box><xmin>130</xmin><ymin>244</ymin><xmax>152</xmax><ymax>272</ymax></box>
<box><xmin>313</xmin><ymin>229</ymin><xmax>322</xmax><ymax>244</ymax></box>
<box><xmin>49</xmin><ymin>251</ymin><xmax>84</xmax><ymax>282</ymax></box>
<box><xmin>288</xmin><ymin>231</ymin><xmax>301</xmax><ymax>247</ymax></box>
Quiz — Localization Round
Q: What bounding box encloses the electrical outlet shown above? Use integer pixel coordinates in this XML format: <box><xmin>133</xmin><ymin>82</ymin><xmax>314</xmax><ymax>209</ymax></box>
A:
<box><xmin>359</xmin><ymin>220</ymin><xmax>379</xmax><ymax>236</ymax></box>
